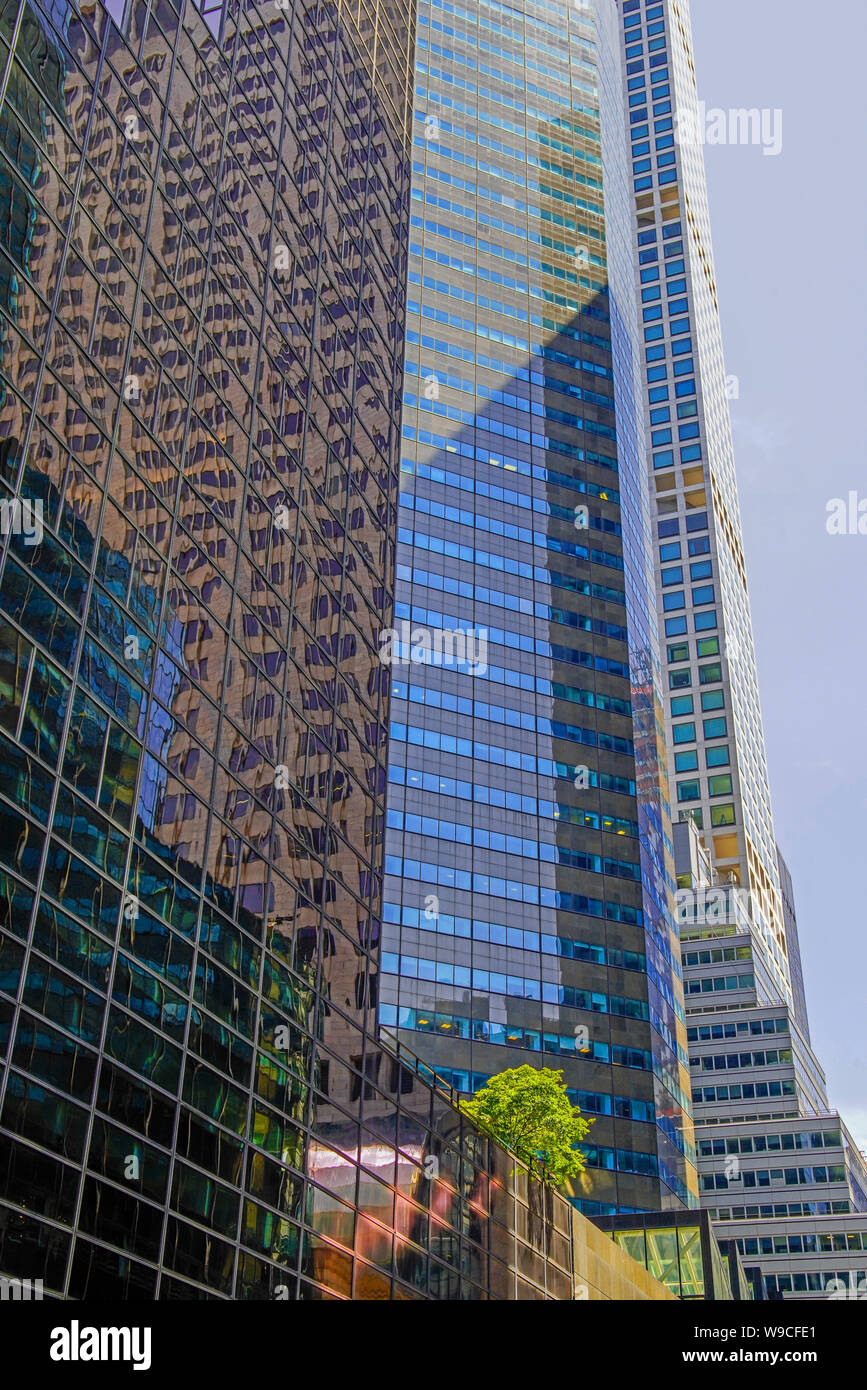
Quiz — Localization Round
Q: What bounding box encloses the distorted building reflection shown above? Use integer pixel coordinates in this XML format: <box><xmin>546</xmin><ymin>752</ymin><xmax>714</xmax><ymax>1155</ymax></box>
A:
<box><xmin>0</xmin><ymin>0</ymin><xmax>592</xmax><ymax>1301</ymax></box>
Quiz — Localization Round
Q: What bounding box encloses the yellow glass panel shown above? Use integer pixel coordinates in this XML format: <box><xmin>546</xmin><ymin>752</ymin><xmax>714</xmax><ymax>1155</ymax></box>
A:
<box><xmin>678</xmin><ymin>1226</ymin><xmax>705</xmax><ymax>1298</ymax></box>
<box><xmin>647</xmin><ymin>1229</ymin><xmax>680</xmax><ymax>1295</ymax></box>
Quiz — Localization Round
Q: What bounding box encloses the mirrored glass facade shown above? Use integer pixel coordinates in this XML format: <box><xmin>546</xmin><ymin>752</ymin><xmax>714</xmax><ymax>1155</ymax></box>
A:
<box><xmin>380</xmin><ymin>0</ymin><xmax>697</xmax><ymax>1213</ymax></box>
<box><xmin>0</xmin><ymin>0</ymin><xmax>584</xmax><ymax>1302</ymax></box>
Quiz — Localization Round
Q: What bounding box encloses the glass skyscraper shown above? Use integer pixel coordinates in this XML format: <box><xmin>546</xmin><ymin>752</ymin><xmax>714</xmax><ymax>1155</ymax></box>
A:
<box><xmin>380</xmin><ymin>0</ymin><xmax>697</xmax><ymax>1214</ymax></box>
<box><xmin>0</xmin><ymin>0</ymin><xmax>590</xmax><ymax>1303</ymax></box>
<box><xmin>618</xmin><ymin>0</ymin><xmax>789</xmax><ymax>1001</ymax></box>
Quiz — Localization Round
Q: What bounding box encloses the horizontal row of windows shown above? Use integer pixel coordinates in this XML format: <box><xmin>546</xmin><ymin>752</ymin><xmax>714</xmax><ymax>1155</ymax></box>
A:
<box><xmin>389</xmin><ymin>715</ymin><xmax>635</xmax><ymax>780</ymax></box>
<box><xmin>385</xmin><ymin>808</ymin><xmax>641</xmax><ymax>881</ymax></box>
<box><xmin>662</xmin><ymin>562</ymin><xmax>714</xmax><ymax>588</ymax></box>
<box><xmin>389</xmin><ymin>706</ymin><xmax>633</xmax><ymax>772</ymax></box>
<box><xmin>662</xmin><ymin>544</ymin><xmax>712</xmax><ymax>573</ymax></box>
<box><xmin>392</xmin><ymin>679</ymin><xmax>633</xmax><ymax>768</ymax></box>
<box><xmin>407</xmin><ymin>335</ymin><xmax>615</xmax><ymax>425</ymax></box>
<box><xmin>416</xmin><ymin>60</ymin><xmax>586</xmax><ymax>143</ymax></box>
<box><xmin>388</xmin><ymin>763</ymin><xmax>638</xmax><ymax>836</ymax></box>
<box><xmin>413</xmin><ymin>241</ymin><xmax>609</xmax><ymax>331</ymax></box>
<box><xmin>582</xmin><ymin>1146</ymin><xmax>659</xmax><ymax>1179</ymax></box>
<box><xmin>383</xmin><ymin>904</ymin><xmax>682</xmax><ymax>1028</ymax></box>
<box><xmin>393</xmin><ymin>590</ymin><xmax>628</xmax><ymax>659</ymax></box>
<box><xmin>694</xmin><ymin>1082</ymin><xmax>797</xmax><ymax>1104</ymax></box>
<box><xmin>701</xmin><ymin>1167</ymin><xmax>847</xmax><ymax>1192</ymax></box>
<box><xmin>402</xmin><ymin>450</ymin><xmax>621</xmax><ymax>550</ymax></box>
<box><xmin>676</xmin><ymin>800</ymin><xmax>735</xmax><ymax>829</ymax></box>
<box><xmin>391</xmin><ymin>656</ymin><xmax>616</xmax><ymax>728</ymax></box>
<box><xmin>766</xmin><ymin>1273</ymin><xmax>866</xmax><ymax>1297</ymax></box>
<box><xmin>410</xmin><ymin>206</ymin><xmax>533</xmax><ymax>271</ymax></box>
<box><xmin>740</xmin><ymin>1233</ymin><xmax>866</xmax><ymax>1256</ymax></box>
<box><xmin>687</xmin><ymin>1020</ymin><xmax>787</xmax><ymax>1041</ymax></box>
<box><xmin>383</xmin><ymin>857</ymin><xmax>643</xmax><ymax>924</ymax></box>
<box><xmin>673</xmin><ymin>691</ymin><xmax>726</xmax><ymax>717</ymax></box>
<box><xmin>700</xmin><ymin>1131</ymin><xmax>843</xmax><ymax>1157</ymax></box>
<box><xmin>422</xmin><ymin>22</ymin><xmax>603</xmax><ymax>115</ymax></box>
<box><xmin>399</xmin><ymin>527</ymin><xmax>626</xmax><ymax>610</ymax></box>
<box><xmin>388</xmin><ymin>630</ymin><xmax>628</xmax><ymax>697</ymax></box>
<box><xmin>670</xmin><ymin>666</ymin><xmax>722</xmax><ymax>700</ymax></box>
<box><xmin>401</xmin><ymin>455</ymin><xmax>623</xmax><ymax>520</ymax></box>
<box><xmin>405</xmin><ymin>369</ymin><xmax>616</xmax><ymax>444</ymax></box>
<box><xmin>405</xmin><ymin>373</ymin><xmax>616</xmax><ymax>476</ymax></box>
<box><xmin>683</xmin><ymin>947</ymin><xmax>752</xmax><ymax>966</ymax></box>
<box><xmin>409</xmin><ymin>222</ymin><xmax>602</xmax><ymax>305</ymax></box>
<box><xmin>397</xmin><ymin>555</ymin><xmax>626</xmax><ymax>630</ymax></box>
<box><xmin>685</xmin><ymin>974</ymin><xmax>753</xmax><ymax>995</ymax></box>
<box><xmin>399</xmin><ymin>495</ymin><xmax>623</xmax><ymax>572</ymax></box>
<box><xmin>670</xmin><ymin>688</ymin><xmax>727</xmax><ymax>715</ymax></box>
<box><xmin>640</xmin><ymin>255</ymin><xmax>686</xmax><ymax>287</ymax></box>
<box><xmin>710</xmin><ymin>1202</ymin><xmax>852</xmax><ymax>1222</ymax></box>
<box><xmin>391</xmin><ymin>681</ymin><xmax>635</xmax><ymax>757</ymax></box>
<box><xmin>410</xmin><ymin>186</ymin><xmax>604</xmax><ymax>276</ymax></box>
<box><xmin>380</xmin><ymin>1003</ymin><xmax>652</xmax><ymax>1070</ymax></box>
<box><xmin>677</xmin><ymin>806</ymin><xmax>734</xmax><ymax>833</ymax></box>
<box><xmin>407</xmin><ymin>274</ymin><xmax>612</xmax><ymax>367</ymax></box>
<box><xmin>409</xmin><ymin>353</ymin><xmax>615</xmax><ymax>441</ymax></box>
<box><xmin>381</xmin><ymin>901</ymin><xmax>648</xmax><ymax>972</ymax></box>
<box><xmin>664</xmin><ymin>612</ymin><xmax>718</xmax><ymax>640</ymax></box>
<box><xmin>692</xmin><ymin>1050</ymin><xmax>793</xmax><ymax>1072</ymax></box>
<box><xmin>675</xmin><ymin>726</ymin><xmax>728</xmax><ymax>752</ymax></box>
<box><xmin>658</xmin><ymin>512</ymin><xmax>708</xmax><ymax>540</ymax></box>
<box><xmin>381</xmin><ymin>951</ymin><xmax>650</xmax><ymax>1019</ymax></box>
<box><xmin>663</xmin><ymin>585</ymin><xmax>714</xmax><ymax>612</ymax></box>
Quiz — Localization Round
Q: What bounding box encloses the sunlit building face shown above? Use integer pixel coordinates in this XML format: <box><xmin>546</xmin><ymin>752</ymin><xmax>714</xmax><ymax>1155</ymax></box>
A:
<box><xmin>381</xmin><ymin>0</ymin><xmax>697</xmax><ymax>1215</ymax></box>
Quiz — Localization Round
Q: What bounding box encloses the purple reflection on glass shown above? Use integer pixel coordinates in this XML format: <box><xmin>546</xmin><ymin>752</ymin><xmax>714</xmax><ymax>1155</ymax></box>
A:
<box><xmin>194</xmin><ymin>0</ymin><xmax>224</xmax><ymax>39</ymax></box>
<box><xmin>102</xmin><ymin>0</ymin><xmax>126</xmax><ymax>26</ymax></box>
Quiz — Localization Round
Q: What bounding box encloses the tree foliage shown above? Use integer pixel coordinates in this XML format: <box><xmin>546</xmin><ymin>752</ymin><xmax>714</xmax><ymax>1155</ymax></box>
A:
<box><xmin>461</xmin><ymin>1065</ymin><xmax>593</xmax><ymax>1185</ymax></box>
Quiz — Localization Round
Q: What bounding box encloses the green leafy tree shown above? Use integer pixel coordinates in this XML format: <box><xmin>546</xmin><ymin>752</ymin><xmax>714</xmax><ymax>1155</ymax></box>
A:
<box><xmin>461</xmin><ymin>1065</ymin><xmax>593</xmax><ymax>1185</ymax></box>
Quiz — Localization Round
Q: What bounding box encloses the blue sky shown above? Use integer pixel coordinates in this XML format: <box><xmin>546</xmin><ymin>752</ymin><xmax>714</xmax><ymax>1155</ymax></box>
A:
<box><xmin>690</xmin><ymin>0</ymin><xmax>867</xmax><ymax>1147</ymax></box>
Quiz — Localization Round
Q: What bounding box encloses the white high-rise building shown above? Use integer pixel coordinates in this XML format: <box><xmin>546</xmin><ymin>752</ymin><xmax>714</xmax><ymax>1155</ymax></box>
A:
<box><xmin>618</xmin><ymin>0</ymin><xmax>790</xmax><ymax>1007</ymax></box>
<box><xmin>618</xmin><ymin>0</ymin><xmax>867</xmax><ymax>1299</ymax></box>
